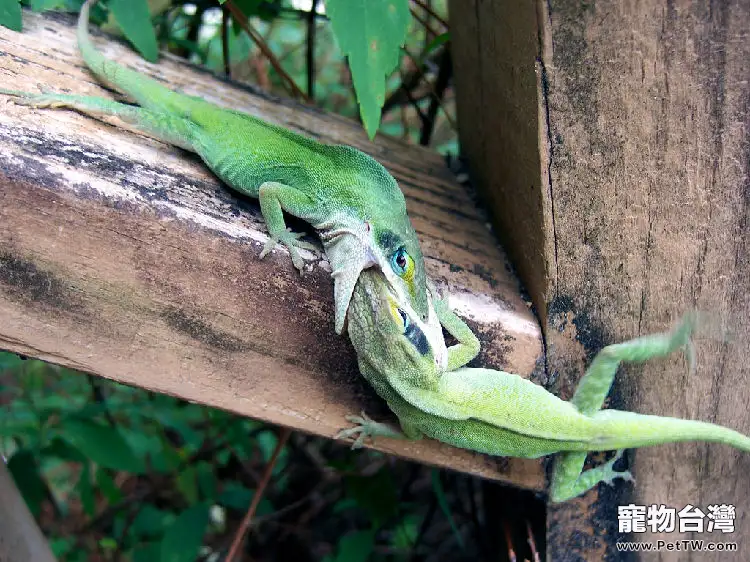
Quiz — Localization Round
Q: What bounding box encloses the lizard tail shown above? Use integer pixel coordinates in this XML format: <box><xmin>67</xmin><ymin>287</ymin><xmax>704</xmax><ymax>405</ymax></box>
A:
<box><xmin>77</xmin><ymin>0</ymin><xmax>175</xmax><ymax>110</ymax></box>
<box><xmin>588</xmin><ymin>409</ymin><xmax>750</xmax><ymax>453</ymax></box>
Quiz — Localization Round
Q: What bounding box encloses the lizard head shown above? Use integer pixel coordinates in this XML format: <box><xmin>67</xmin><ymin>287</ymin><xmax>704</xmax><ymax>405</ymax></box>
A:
<box><xmin>347</xmin><ymin>268</ymin><xmax>447</xmax><ymax>383</ymax></box>
<box><xmin>318</xmin><ymin>145</ymin><xmax>429</xmax><ymax>334</ymax></box>
<box><xmin>371</xmin><ymin>219</ymin><xmax>429</xmax><ymax>323</ymax></box>
<box><xmin>325</xmin><ymin>216</ymin><xmax>429</xmax><ymax>336</ymax></box>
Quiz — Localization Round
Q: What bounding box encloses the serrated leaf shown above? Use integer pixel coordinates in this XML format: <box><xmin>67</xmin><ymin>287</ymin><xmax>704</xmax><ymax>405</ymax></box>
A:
<box><xmin>160</xmin><ymin>504</ymin><xmax>210</xmax><ymax>562</ymax></box>
<box><xmin>60</xmin><ymin>418</ymin><xmax>144</xmax><ymax>473</ymax></box>
<box><xmin>108</xmin><ymin>0</ymin><xmax>158</xmax><ymax>62</ymax></box>
<box><xmin>0</xmin><ymin>0</ymin><xmax>22</xmax><ymax>32</ymax></box>
<box><xmin>326</xmin><ymin>0</ymin><xmax>410</xmax><ymax>139</ymax></box>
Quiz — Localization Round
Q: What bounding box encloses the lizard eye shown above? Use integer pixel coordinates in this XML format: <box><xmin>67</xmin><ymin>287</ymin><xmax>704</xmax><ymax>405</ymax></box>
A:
<box><xmin>390</xmin><ymin>247</ymin><xmax>414</xmax><ymax>280</ymax></box>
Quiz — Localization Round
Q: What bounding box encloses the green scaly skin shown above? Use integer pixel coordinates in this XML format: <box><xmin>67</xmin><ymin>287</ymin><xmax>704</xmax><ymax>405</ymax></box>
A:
<box><xmin>340</xmin><ymin>269</ymin><xmax>750</xmax><ymax>502</ymax></box>
<box><xmin>0</xmin><ymin>0</ymin><xmax>450</xmax><ymax>340</ymax></box>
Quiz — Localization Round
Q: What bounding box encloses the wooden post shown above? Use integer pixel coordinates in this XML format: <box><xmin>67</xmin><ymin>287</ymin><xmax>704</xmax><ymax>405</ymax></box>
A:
<box><xmin>450</xmin><ymin>0</ymin><xmax>750</xmax><ymax>559</ymax></box>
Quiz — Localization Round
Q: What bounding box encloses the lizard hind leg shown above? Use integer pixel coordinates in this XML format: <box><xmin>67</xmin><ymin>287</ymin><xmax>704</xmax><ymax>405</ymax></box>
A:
<box><xmin>570</xmin><ymin>312</ymin><xmax>697</xmax><ymax>416</ymax></box>
<box><xmin>549</xmin><ymin>450</ymin><xmax>634</xmax><ymax>503</ymax></box>
<box><xmin>548</xmin><ymin>313</ymin><xmax>695</xmax><ymax>502</ymax></box>
<box><xmin>2</xmin><ymin>89</ymin><xmax>197</xmax><ymax>151</ymax></box>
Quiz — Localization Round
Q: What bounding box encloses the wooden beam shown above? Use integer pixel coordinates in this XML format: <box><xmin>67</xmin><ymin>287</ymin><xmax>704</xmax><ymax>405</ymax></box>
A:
<box><xmin>0</xmin><ymin>11</ymin><xmax>544</xmax><ymax>488</ymax></box>
<box><xmin>450</xmin><ymin>0</ymin><xmax>750</xmax><ymax>558</ymax></box>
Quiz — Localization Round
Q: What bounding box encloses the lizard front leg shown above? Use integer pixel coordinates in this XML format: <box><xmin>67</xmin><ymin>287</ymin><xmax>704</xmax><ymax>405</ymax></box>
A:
<box><xmin>433</xmin><ymin>295</ymin><xmax>480</xmax><ymax>371</ymax></box>
<box><xmin>256</xmin><ymin>182</ymin><xmax>319</xmax><ymax>271</ymax></box>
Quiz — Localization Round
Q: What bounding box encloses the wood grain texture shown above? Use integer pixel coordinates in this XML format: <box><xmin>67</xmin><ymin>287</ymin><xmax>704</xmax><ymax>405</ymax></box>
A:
<box><xmin>0</xmin><ymin>11</ymin><xmax>544</xmax><ymax>488</ymax></box>
<box><xmin>450</xmin><ymin>0</ymin><xmax>750</xmax><ymax>559</ymax></box>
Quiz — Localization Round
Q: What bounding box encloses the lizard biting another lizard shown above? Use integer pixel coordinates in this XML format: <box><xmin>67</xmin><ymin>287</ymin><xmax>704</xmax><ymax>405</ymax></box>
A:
<box><xmin>339</xmin><ymin>269</ymin><xmax>750</xmax><ymax>502</ymax></box>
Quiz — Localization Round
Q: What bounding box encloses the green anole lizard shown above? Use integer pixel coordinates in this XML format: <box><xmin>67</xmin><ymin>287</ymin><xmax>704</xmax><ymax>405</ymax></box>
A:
<box><xmin>339</xmin><ymin>269</ymin><xmax>750</xmax><ymax>502</ymax></box>
<box><xmin>0</xmin><ymin>0</ymin><xmax>448</xmax><ymax>342</ymax></box>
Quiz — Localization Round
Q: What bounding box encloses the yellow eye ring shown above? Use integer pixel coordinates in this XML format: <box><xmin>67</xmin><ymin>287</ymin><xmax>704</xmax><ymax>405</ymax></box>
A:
<box><xmin>388</xmin><ymin>299</ymin><xmax>406</xmax><ymax>329</ymax></box>
<box><xmin>390</xmin><ymin>247</ymin><xmax>415</xmax><ymax>283</ymax></box>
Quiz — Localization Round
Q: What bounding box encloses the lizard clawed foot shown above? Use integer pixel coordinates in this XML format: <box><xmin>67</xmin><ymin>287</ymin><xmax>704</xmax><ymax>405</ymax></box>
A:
<box><xmin>666</xmin><ymin>312</ymin><xmax>700</xmax><ymax>374</ymax></box>
<box><xmin>7</xmin><ymin>93</ymin><xmax>58</xmax><ymax>109</ymax></box>
<box><xmin>260</xmin><ymin>228</ymin><xmax>317</xmax><ymax>271</ymax></box>
<box><xmin>335</xmin><ymin>412</ymin><xmax>378</xmax><ymax>449</ymax></box>
<box><xmin>335</xmin><ymin>411</ymin><xmax>402</xmax><ymax>450</ymax></box>
<box><xmin>602</xmin><ymin>449</ymin><xmax>635</xmax><ymax>487</ymax></box>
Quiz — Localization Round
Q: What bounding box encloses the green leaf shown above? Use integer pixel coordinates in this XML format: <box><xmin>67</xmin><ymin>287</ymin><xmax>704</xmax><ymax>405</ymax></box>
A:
<box><xmin>108</xmin><ymin>0</ymin><xmax>158</xmax><ymax>62</ymax></box>
<box><xmin>49</xmin><ymin>537</ymin><xmax>76</xmax><ymax>558</ymax></box>
<box><xmin>326</xmin><ymin>0</ymin><xmax>410</xmax><ymax>139</ymax></box>
<box><xmin>30</xmin><ymin>0</ymin><xmax>62</xmax><ymax>11</ymax></box>
<box><xmin>131</xmin><ymin>504</ymin><xmax>171</xmax><ymax>539</ymax></box>
<box><xmin>423</xmin><ymin>32</ymin><xmax>450</xmax><ymax>57</ymax></box>
<box><xmin>175</xmin><ymin>466</ymin><xmax>199</xmax><ymax>504</ymax></box>
<box><xmin>132</xmin><ymin>541</ymin><xmax>162</xmax><ymax>562</ymax></box>
<box><xmin>121</xmin><ymin>428</ymin><xmax>179</xmax><ymax>473</ymax></box>
<box><xmin>196</xmin><ymin>461</ymin><xmax>216</xmax><ymax>500</ymax></box>
<box><xmin>96</xmin><ymin>467</ymin><xmax>123</xmax><ymax>504</ymax></box>
<box><xmin>77</xmin><ymin>464</ymin><xmax>96</xmax><ymax>517</ymax></box>
<box><xmin>217</xmin><ymin>481</ymin><xmax>273</xmax><ymax>515</ymax></box>
<box><xmin>233</xmin><ymin>0</ymin><xmax>279</xmax><ymax>21</ymax></box>
<box><xmin>159</xmin><ymin>504</ymin><xmax>210</xmax><ymax>562</ymax></box>
<box><xmin>345</xmin><ymin>469</ymin><xmax>398</xmax><ymax>527</ymax></box>
<box><xmin>99</xmin><ymin>537</ymin><xmax>118</xmax><ymax>551</ymax></box>
<box><xmin>60</xmin><ymin>418</ymin><xmax>144</xmax><ymax>473</ymax></box>
<box><xmin>0</xmin><ymin>0</ymin><xmax>22</xmax><ymax>32</ymax></box>
<box><xmin>8</xmin><ymin>450</ymin><xmax>47</xmax><ymax>516</ymax></box>
<box><xmin>0</xmin><ymin>400</ymin><xmax>39</xmax><ymax>438</ymax></box>
<box><xmin>332</xmin><ymin>530</ymin><xmax>376</xmax><ymax>562</ymax></box>
<box><xmin>41</xmin><ymin>437</ymin><xmax>87</xmax><ymax>463</ymax></box>
<box><xmin>431</xmin><ymin>469</ymin><xmax>464</xmax><ymax>549</ymax></box>
<box><xmin>0</xmin><ymin>351</ymin><xmax>24</xmax><ymax>371</ymax></box>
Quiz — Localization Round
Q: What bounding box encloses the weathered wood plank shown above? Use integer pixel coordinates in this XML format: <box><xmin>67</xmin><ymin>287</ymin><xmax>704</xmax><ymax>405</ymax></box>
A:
<box><xmin>451</xmin><ymin>0</ymin><xmax>750</xmax><ymax>559</ymax></box>
<box><xmin>0</xmin><ymin>11</ymin><xmax>544</xmax><ymax>488</ymax></box>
